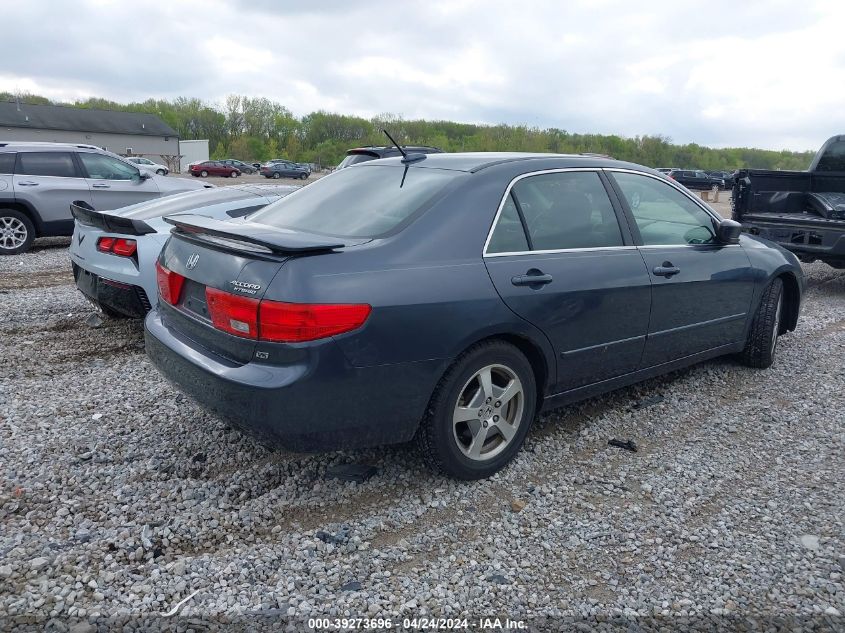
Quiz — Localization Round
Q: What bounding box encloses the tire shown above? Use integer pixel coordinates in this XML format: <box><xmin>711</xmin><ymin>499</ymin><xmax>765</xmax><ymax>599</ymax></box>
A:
<box><xmin>0</xmin><ymin>209</ymin><xmax>36</xmax><ymax>255</ymax></box>
<box><xmin>200</xmin><ymin>170</ymin><xmax>208</xmax><ymax>178</ymax></box>
<box><xmin>739</xmin><ymin>277</ymin><xmax>783</xmax><ymax>368</ymax></box>
<box><xmin>416</xmin><ymin>340</ymin><xmax>537</xmax><ymax>480</ymax></box>
<box><xmin>272</xmin><ymin>172</ymin><xmax>281</xmax><ymax>179</ymax></box>
<box><xmin>155</xmin><ymin>169</ymin><xmax>166</xmax><ymax>175</ymax></box>
<box><xmin>230</xmin><ymin>171</ymin><xmax>239</xmax><ymax>178</ymax></box>
<box><xmin>300</xmin><ymin>173</ymin><xmax>308</xmax><ymax>180</ymax></box>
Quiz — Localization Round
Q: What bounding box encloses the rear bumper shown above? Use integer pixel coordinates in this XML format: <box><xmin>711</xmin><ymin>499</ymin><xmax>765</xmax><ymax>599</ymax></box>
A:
<box><xmin>740</xmin><ymin>217</ymin><xmax>845</xmax><ymax>262</ymax></box>
<box><xmin>72</xmin><ymin>262</ymin><xmax>151</xmax><ymax>317</ymax></box>
<box><xmin>144</xmin><ymin>309</ymin><xmax>438</xmax><ymax>452</ymax></box>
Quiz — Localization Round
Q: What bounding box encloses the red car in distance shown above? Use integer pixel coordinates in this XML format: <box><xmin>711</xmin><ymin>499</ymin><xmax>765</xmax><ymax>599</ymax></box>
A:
<box><xmin>189</xmin><ymin>161</ymin><xmax>241</xmax><ymax>178</ymax></box>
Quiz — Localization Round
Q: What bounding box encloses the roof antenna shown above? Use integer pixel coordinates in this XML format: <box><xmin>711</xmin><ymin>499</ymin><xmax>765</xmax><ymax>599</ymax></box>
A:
<box><xmin>382</xmin><ymin>128</ymin><xmax>427</xmax><ymax>164</ymax></box>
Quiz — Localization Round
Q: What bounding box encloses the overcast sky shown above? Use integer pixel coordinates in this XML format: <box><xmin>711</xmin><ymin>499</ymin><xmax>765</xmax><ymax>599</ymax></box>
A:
<box><xmin>2</xmin><ymin>0</ymin><xmax>843</xmax><ymax>151</ymax></box>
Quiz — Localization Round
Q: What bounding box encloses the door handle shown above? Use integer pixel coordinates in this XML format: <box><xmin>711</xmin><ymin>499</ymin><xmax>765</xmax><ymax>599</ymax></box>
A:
<box><xmin>92</xmin><ymin>183</ymin><xmax>111</xmax><ymax>189</ymax></box>
<box><xmin>653</xmin><ymin>262</ymin><xmax>680</xmax><ymax>278</ymax></box>
<box><xmin>17</xmin><ymin>181</ymin><xmax>38</xmax><ymax>186</ymax></box>
<box><xmin>511</xmin><ymin>271</ymin><xmax>553</xmax><ymax>287</ymax></box>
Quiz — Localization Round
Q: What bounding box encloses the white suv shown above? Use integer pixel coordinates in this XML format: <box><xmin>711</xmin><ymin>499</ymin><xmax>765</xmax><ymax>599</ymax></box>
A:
<box><xmin>0</xmin><ymin>142</ymin><xmax>212</xmax><ymax>254</ymax></box>
<box><xmin>125</xmin><ymin>156</ymin><xmax>170</xmax><ymax>175</ymax></box>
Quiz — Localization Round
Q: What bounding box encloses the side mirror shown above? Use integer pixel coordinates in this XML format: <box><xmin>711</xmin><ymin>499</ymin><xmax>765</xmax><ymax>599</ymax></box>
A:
<box><xmin>717</xmin><ymin>218</ymin><xmax>742</xmax><ymax>245</ymax></box>
<box><xmin>138</xmin><ymin>170</ymin><xmax>152</xmax><ymax>180</ymax></box>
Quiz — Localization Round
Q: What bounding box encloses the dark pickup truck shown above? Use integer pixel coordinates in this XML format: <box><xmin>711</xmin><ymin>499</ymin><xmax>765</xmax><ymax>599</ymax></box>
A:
<box><xmin>732</xmin><ymin>134</ymin><xmax>845</xmax><ymax>268</ymax></box>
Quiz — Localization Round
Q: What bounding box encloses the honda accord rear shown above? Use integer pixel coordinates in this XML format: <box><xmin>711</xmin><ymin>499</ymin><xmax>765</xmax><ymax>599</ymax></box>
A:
<box><xmin>145</xmin><ymin>153</ymin><xmax>803</xmax><ymax>479</ymax></box>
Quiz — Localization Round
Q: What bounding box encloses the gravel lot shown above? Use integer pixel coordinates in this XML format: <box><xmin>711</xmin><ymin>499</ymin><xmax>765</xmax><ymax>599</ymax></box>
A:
<box><xmin>0</xmin><ymin>239</ymin><xmax>843</xmax><ymax>630</ymax></box>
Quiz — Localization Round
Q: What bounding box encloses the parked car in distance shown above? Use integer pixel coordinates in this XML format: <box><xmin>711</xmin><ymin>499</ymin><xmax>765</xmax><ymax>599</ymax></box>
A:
<box><xmin>0</xmin><ymin>141</ymin><xmax>211</xmax><ymax>254</ymax></box>
<box><xmin>220</xmin><ymin>159</ymin><xmax>257</xmax><ymax>175</ymax></box>
<box><xmin>69</xmin><ymin>184</ymin><xmax>299</xmax><ymax>317</ymax></box>
<box><xmin>668</xmin><ymin>169</ymin><xmax>725</xmax><ymax>190</ymax></box>
<box><xmin>260</xmin><ymin>160</ymin><xmax>309</xmax><ymax>180</ymax></box>
<box><xmin>707</xmin><ymin>170</ymin><xmax>736</xmax><ymax>189</ymax></box>
<box><xmin>337</xmin><ymin>145</ymin><xmax>444</xmax><ymax>169</ymax></box>
<box><xmin>126</xmin><ymin>156</ymin><xmax>169</xmax><ymax>176</ymax></box>
<box><xmin>733</xmin><ymin>134</ymin><xmax>845</xmax><ymax>268</ymax></box>
<box><xmin>655</xmin><ymin>167</ymin><xmax>679</xmax><ymax>174</ymax></box>
<box><xmin>145</xmin><ymin>152</ymin><xmax>804</xmax><ymax>480</ymax></box>
<box><xmin>190</xmin><ymin>161</ymin><xmax>241</xmax><ymax>178</ymax></box>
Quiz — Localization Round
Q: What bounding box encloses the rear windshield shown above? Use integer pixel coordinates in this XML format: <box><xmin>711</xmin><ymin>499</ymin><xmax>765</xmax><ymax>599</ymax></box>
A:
<box><xmin>337</xmin><ymin>153</ymin><xmax>378</xmax><ymax>169</ymax></box>
<box><xmin>117</xmin><ymin>188</ymin><xmax>263</xmax><ymax>220</ymax></box>
<box><xmin>248</xmin><ymin>165</ymin><xmax>462</xmax><ymax>238</ymax></box>
<box><xmin>815</xmin><ymin>140</ymin><xmax>845</xmax><ymax>172</ymax></box>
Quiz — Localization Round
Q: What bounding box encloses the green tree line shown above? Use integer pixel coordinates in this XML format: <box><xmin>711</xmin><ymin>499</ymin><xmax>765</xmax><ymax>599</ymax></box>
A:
<box><xmin>1</xmin><ymin>92</ymin><xmax>816</xmax><ymax>170</ymax></box>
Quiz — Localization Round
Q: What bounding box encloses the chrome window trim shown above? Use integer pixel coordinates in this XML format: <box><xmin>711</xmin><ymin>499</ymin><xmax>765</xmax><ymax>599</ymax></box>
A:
<box><xmin>482</xmin><ymin>167</ymin><xmax>624</xmax><ymax>258</ymax></box>
<box><xmin>485</xmin><ymin>245</ymin><xmax>637</xmax><ymax>258</ymax></box>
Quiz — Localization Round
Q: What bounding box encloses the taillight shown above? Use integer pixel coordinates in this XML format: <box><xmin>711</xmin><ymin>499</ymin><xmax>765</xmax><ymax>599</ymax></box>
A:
<box><xmin>259</xmin><ymin>301</ymin><xmax>371</xmax><ymax>342</ymax></box>
<box><xmin>97</xmin><ymin>236</ymin><xmax>136</xmax><ymax>257</ymax></box>
<box><xmin>203</xmin><ymin>287</ymin><xmax>371</xmax><ymax>342</ymax></box>
<box><xmin>206</xmin><ymin>288</ymin><xmax>259</xmax><ymax>338</ymax></box>
<box><xmin>155</xmin><ymin>261</ymin><xmax>185</xmax><ymax>305</ymax></box>
<box><xmin>97</xmin><ymin>237</ymin><xmax>115</xmax><ymax>252</ymax></box>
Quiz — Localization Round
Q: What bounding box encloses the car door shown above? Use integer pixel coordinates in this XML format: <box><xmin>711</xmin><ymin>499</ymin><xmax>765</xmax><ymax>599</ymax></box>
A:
<box><xmin>13</xmin><ymin>151</ymin><xmax>91</xmax><ymax>228</ymax></box>
<box><xmin>609</xmin><ymin>170</ymin><xmax>755</xmax><ymax>367</ymax></box>
<box><xmin>483</xmin><ymin>169</ymin><xmax>652</xmax><ymax>393</ymax></box>
<box><xmin>77</xmin><ymin>151</ymin><xmax>160</xmax><ymax>211</ymax></box>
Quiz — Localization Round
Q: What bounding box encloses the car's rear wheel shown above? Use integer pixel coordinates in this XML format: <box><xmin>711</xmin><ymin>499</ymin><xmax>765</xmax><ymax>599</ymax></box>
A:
<box><xmin>739</xmin><ymin>277</ymin><xmax>783</xmax><ymax>368</ymax></box>
<box><xmin>200</xmin><ymin>170</ymin><xmax>208</xmax><ymax>177</ymax></box>
<box><xmin>0</xmin><ymin>210</ymin><xmax>35</xmax><ymax>255</ymax></box>
<box><xmin>272</xmin><ymin>172</ymin><xmax>281</xmax><ymax>179</ymax></box>
<box><xmin>417</xmin><ymin>340</ymin><xmax>537</xmax><ymax>480</ymax></box>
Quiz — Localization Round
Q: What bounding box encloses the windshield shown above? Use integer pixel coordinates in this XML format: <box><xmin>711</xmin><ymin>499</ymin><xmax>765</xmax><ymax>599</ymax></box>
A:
<box><xmin>338</xmin><ymin>153</ymin><xmax>377</xmax><ymax>169</ymax></box>
<box><xmin>248</xmin><ymin>165</ymin><xmax>463</xmax><ymax>238</ymax></box>
<box><xmin>116</xmin><ymin>188</ymin><xmax>263</xmax><ymax>220</ymax></box>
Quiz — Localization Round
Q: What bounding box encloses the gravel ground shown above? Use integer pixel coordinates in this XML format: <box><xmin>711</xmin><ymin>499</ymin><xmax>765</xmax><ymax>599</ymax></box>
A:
<box><xmin>0</xmin><ymin>244</ymin><xmax>843</xmax><ymax>631</ymax></box>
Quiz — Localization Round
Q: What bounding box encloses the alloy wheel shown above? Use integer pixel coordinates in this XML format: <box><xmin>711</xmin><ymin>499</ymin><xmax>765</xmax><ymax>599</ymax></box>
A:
<box><xmin>452</xmin><ymin>364</ymin><xmax>524</xmax><ymax>461</ymax></box>
<box><xmin>0</xmin><ymin>216</ymin><xmax>28</xmax><ymax>250</ymax></box>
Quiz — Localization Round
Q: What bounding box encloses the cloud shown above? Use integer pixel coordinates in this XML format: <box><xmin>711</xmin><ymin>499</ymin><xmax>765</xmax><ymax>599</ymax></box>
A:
<box><xmin>1</xmin><ymin>0</ymin><xmax>843</xmax><ymax>151</ymax></box>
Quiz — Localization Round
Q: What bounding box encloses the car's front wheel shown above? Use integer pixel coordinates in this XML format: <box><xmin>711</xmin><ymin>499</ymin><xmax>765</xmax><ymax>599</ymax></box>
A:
<box><xmin>0</xmin><ymin>210</ymin><xmax>35</xmax><ymax>255</ymax></box>
<box><xmin>417</xmin><ymin>340</ymin><xmax>537</xmax><ymax>480</ymax></box>
<box><xmin>300</xmin><ymin>173</ymin><xmax>308</xmax><ymax>180</ymax></box>
<box><xmin>230</xmin><ymin>171</ymin><xmax>239</xmax><ymax>178</ymax></box>
<box><xmin>156</xmin><ymin>169</ymin><xmax>166</xmax><ymax>175</ymax></box>
<box><xmin>739</xmin><ymin>277</ymin><xmax>784</xmax><ymax>368</ymax></box>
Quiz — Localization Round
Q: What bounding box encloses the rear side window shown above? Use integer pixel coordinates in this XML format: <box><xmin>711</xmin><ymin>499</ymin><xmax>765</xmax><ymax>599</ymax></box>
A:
<box><xmin>815</xmin><ymin>140</ymin><xmax>845</xmax><ymax>172</ymax></box>
<box><xmin>249</xmin><ymin>165</ymin><xmax>461</xmax><ymax>238</ymax></box>
<box><xmin>17</xmin><ymin>152</ymin><xmax>76</xmax><ymax>178</ymax></box>
<box><xmin>0</xmin><ymin>153</ymin><xmax>14</xmax><ymax>174</ymax></box>
<box><xmin>491</xmin><ymin>171</ymin><xmax>624</xmax><ymax>251</ymax></box>
<box><xmin>487</xmin><ymin>194</ymin><xmax>529</xmax><ymax>253</ymax></box>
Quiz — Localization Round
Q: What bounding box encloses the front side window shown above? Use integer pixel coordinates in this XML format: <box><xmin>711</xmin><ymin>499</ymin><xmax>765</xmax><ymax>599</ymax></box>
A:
<box><xmin>17</xmin><ymin>152</ymin><xmax>76</xmax><ymax>178</ymax></box>
<box><xmin>249</xmin><ymin>164</ymin><xmax>462</xmax><ymax>238</ymax></box>
<box><xmin>499</xmin><ymin>171</ymin><xmax>624</xmax><ymax>251</ymax></box>
<box><xmin>79</xmin><ymin>153</ymin><xmax>139</xmax><ymax>180</ymax></box>
<box><xmin>612</xmin><ymin>172</ymin><xmax>717</xmax><ymax>245</ymax></box>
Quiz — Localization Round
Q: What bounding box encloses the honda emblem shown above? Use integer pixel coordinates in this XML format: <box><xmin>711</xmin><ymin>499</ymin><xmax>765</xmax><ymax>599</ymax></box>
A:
<box><xmin>186</xmin><ymin>253</ymin><xmax>200</xmax><ymax>270</ymax></box>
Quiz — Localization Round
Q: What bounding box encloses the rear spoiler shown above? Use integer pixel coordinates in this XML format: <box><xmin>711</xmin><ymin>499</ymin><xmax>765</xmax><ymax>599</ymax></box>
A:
<box><xmin>70</xmin><ymin>201</ymin><xmax>155</xmax><ymax>236</ymax></box>
<box><xmin>164</xmin><ymin>213</ymin><xmax>346</xmax><ymax>254</ymax></box>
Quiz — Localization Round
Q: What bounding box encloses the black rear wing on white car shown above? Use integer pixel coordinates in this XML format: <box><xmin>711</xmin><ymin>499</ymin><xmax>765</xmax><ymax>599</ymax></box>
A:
<box><xmin>70</xmin><ymin>201</ymin><xmax>156</xmax><ymax>236</ymax></box>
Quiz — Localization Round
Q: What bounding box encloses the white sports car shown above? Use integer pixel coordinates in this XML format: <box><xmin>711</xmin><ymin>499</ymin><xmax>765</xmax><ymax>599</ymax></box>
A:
<box><xmin>69</xmin><ymin>184</ymin><xmax>299</xmax><ymax>317</ymax></box>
